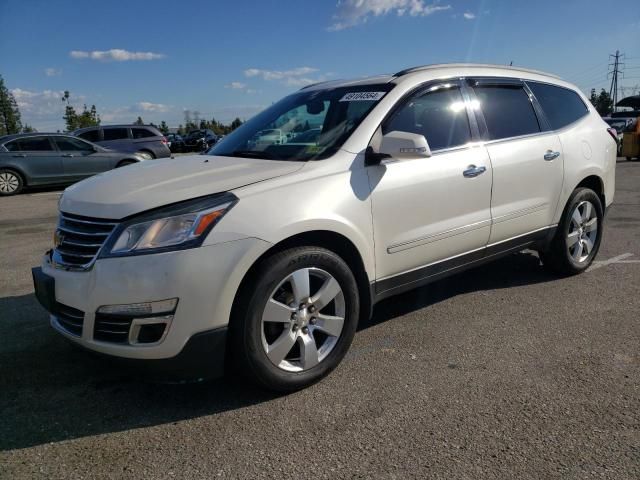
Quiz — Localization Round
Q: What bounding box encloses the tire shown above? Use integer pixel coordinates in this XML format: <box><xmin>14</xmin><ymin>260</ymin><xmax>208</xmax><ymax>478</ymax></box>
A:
<box><xmin>136</xmin><ymin>151</ymin><xmax>154</xmax><ymax>160</ymax></box>
<box><xmin>539</xmin><ymin>187</ymin><xmax>603</xmax><ymax>275</ymax></box>
<box><xmin>116</xmin><ymin>160</ymin><xmax>137</xmax><ymax>168</ymax></box>
<box><xmin>228</xmin><ymin>246</ymin><xmax>360</xmax><ymax>392</ymax></box>
<box><xmin>627</xmin><ymin>157</ymin><xmax>632</xmax><ymax>161</ymax></box>
<box><xmin>0</xmin><ymin>169</ymin><xmax>24</xmax><ymax>196</ymax></box>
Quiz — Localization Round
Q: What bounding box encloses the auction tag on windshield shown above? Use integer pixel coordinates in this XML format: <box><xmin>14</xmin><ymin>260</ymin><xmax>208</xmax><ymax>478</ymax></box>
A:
<box><xmin>339</xmin><ymin>92</ymin><xmax>386</xmax><ymax>102</ymax></box>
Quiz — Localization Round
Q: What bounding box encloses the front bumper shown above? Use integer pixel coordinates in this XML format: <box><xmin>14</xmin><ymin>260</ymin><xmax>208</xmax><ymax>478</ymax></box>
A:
<box><xmin>34</xmin><ymin>237</ymin><xmax>270</xmax><ymax>364</ymax></box>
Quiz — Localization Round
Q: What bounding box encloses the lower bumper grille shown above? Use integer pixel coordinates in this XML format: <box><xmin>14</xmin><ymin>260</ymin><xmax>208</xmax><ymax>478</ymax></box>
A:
<box><xmin>54</xmin><ymin>303</ymin><xmax>85</xmax><ymax>336</ymax></box>
<box><xmin>94</xmin><ymin>313</ymin><xmax>133</xmax><ymax>344</ymax></box>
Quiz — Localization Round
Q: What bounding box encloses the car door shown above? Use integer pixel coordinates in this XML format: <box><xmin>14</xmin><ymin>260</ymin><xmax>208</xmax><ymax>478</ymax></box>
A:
<box><xmin>53</xmin><ymin>136</ymin><xmax>111</xmax><ymax>180</ymax></box>
<box><xmin>367</xmin><ymin>82</ymin><xmax>493</xmax><ymax>294</ymax></box>
<box><xmin>468</xmin><ymin>79</ymin><xmax>563</xmax><ymax>245</ymax></box>
<box><xmin>100</xmin><ymin>127</ymin><xmax>133</xmax><ymax>152</ymax></box>
<box><xmin>3</xmin><ymin>136</ymin><xmax>62</xmax><ymax>184</ymax></box>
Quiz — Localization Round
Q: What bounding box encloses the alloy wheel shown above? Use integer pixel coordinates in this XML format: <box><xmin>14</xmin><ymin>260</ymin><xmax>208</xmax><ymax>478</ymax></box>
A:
<box><xmin>0</xmin><ymin>172</ymin><xmax>20</xmax><ymax>194</ymax></box>
<box><xmin>261</xmin><ymin>267</ymin><xmax>345</xmax><ymax>372</ymax></box>
<box><xmin>567</xmin><ymin>200</ymin><xmax>598</xmax><ymax>263</ymax></box>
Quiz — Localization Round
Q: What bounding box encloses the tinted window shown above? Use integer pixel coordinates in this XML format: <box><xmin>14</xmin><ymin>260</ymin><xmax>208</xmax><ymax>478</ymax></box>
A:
<box><xmin>77</xmin><ymin>129</ymin><xmax>100</xmax><ymax>142</ymax></box>
<box><xmin>6</xmin><ymin>137</ymin><xmax>54</xmax><ymax>152</ymax></box>
<box><xmin>132</xmin><ymin>128</ymin><xmax>156</xmax><ymax>139</ymax></box>
<box><xmin>474</xmin><ymin>85</ymin><xmax>540</xmax><ymax>140</ymax></box>
<box><xmin>527</xmin><ymin>82</ymin><xmax>588</xmax><ymax>130</ymax></box>
<box><xmin>103</xmin><ymin>128</ymin><xmax>129</xmax><ymax>141</ymax></box>
<box><xmin>54</xmin><ymin>137</ymin><xmax>94</xmax><ymax>151</ymax></box>
<box><xmin>384</xmin><ymin>86</ymin><xmax>471</xmax><ymax>151</ymax></box>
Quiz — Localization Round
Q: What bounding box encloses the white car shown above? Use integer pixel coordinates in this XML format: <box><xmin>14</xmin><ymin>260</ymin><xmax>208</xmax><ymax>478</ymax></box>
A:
<box><xmin>33</xmin><ymin>64</ymin><xmax>617</xmax><ymax>391</ymax></box>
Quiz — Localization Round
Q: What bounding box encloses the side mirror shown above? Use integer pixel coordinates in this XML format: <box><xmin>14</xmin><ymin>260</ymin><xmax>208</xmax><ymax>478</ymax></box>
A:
<box><xmin>379</xmin><ymin>131</ymin><xmax>431</xmax><ymax>159</ymax></box>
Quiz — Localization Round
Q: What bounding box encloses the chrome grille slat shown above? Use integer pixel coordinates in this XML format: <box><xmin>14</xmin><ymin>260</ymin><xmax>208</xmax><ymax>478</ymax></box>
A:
<box><xmin>52</xmin><ymin>213</ymin><xmax>118</xmax><ymax>270</ymax></box>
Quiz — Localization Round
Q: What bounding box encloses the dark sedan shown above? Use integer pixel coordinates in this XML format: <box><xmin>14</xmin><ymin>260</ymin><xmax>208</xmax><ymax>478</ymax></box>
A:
<box><xmin>0</xmin><ymin>133</ymin><xmax>144</xmax><ymax>195</ymax></box>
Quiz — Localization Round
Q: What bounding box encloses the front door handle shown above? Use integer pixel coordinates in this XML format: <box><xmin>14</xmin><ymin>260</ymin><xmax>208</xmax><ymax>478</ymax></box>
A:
<box><xmin>61</xmin><ymin>153</ymin><xmax>74</xmax><ymax>157</ymax></box>
<box><xmin>544</xmin><ymin>150</ymin><xmax>560</xmax><ymax>161</ymax></box>
<box><xmin>463</xmin><ymin>165</ymin><xmax>487</xmax><ymax>178</ymax></box>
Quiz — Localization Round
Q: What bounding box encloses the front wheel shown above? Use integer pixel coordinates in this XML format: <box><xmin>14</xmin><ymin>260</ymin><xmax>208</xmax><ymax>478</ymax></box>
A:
<box><xmin>539</xmin><ymin>187</ymin><xmax>603</xmax><ymax>275</ymax></box>
<box><xmin>0</xmin><ymin>169</ymin><xmax>24</xmax><ymax>195</ymax></box>
<box><xmin>228</xmin><ymin>246</ymin><xmax>360</xmax><ymax>391</ymax></box>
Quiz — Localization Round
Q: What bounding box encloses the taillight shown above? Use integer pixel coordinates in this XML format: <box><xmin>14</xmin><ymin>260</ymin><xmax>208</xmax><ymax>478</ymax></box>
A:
<box><xmin>161</xmin><ymin>136</ymin><xmax>168</xmax><ymax>144</ymax></box>
<box><xmin>607</xmin><ymin>128</ymin><xmax>618</xmax><ymax>142</ymax></box>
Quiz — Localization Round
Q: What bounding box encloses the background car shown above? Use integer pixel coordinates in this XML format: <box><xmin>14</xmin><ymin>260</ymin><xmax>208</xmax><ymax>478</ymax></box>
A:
<box><xmin>165</xmin><ymin>133</ymin><xmax>186</xmax><ymax>153</ymax></box>
<box><xmin>73</xmin><ymin>125</ymin><xmax>171</xmax><ymax>159</ymax></box>
<box><xmin>0</xmin><ymin>133</ymin><xmax>144</xmax><ymax>195</ymax></box>
<box><xmin>183</xmin><ymin>129</ymin><xmax>218</xmax><ymax>152</ymax></box>
<box><xmin>602</xmin><ymin>117</ymin><xmax>632</xmax><ymax>154</ymax></box>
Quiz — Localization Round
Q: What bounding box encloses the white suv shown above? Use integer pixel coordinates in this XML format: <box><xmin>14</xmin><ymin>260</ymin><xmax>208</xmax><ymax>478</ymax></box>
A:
<box><xmin>33</xmin><ymin>64</ymin><xmax>617</xmax><ymax>391</ymax></box>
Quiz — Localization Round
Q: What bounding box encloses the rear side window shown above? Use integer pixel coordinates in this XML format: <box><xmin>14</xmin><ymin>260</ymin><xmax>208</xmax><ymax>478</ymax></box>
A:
<box><xmin>6</xmin><ymin>137</ymin><xmax>54</xmax><ymax>151</ymax></box>
<box><xmin>54</xmin><ymin>137</ymin><xmax>94</xmax><ymax>151</ymax></box>
<box><xmin>527</xmin><ymin>82</ymin><xmax>588</xmax><ymax>130</ymax></box>
<box><xmin>103</xmin><ymin>128</ymin><xmax>129</xmax><ymax>141</ymax></box>
<box><xmin>384</xmin><ymin>86</ymin><xmax>471</xmax><ymax>151</ymax></box>
<box><xmin>132</xmin><ymin>128</ymin><xmax>156</xmax><ymax>139</ymax></box>
<box><xmin>473</xmin><ymin>85</ymin><xmax>541</xmax><ymax>140</ymax></box>
<box><xmin>77</xmin><ymin>129</ymin><xmax>100</xmax><ymax>142</ymax></box>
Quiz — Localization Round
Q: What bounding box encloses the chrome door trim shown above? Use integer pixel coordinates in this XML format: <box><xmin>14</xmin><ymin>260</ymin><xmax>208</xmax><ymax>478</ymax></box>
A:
<box><xmin>387</xmin><ymin>219</ymin><xmax>491</xmax><ymax>254</ymax></box>
<box><xmin>492</xmin><ymin>203</ymin><xmax>549</xmax><ymax>224</ymax></box>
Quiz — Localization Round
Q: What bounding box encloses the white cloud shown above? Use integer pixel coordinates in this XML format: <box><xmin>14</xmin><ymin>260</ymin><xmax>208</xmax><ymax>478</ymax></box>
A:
<box><xmin>243</xmin><ymin>67</ymin><xmax>328</xmax><ymax>87</ymax></box>
<box><xmin>70</xmin><ymin>49</ymin><xmax>165</xmax><ymax>62</ymax></box>
<box><xmin>225</xmin><ymin>81</ymin><xmax>247</xmax><ymax>89</ymax></box>
<box><xmin>463</xmin><ymin>12</ymin><xmax>476</xmax><ymax>20</ymax></box>
<box><xmin>44</xmin><ymin>67</ymin><xmax>62</xmax><ymax>77</ymax></box>
<box><xmin>136</xmin><ymin>101</ymin><xmax>169</xmax><ymax>113</ymax></box>
<box><xmin>329</xmin><ymin>0</ymin><xmax>451</xmax><ymax>31</ymax></box>
<box><xmin>9</xmin><ymin>88</ymin><xmax>87</xmax><ymax>131</ymax></box>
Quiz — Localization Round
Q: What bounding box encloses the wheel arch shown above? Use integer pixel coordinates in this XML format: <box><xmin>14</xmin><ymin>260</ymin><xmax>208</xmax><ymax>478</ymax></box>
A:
<box><xmin>575</xmin><ymin>174</ymin><xmax>605</xmax><ymax>207</ymax></box>
<box><xmin>231</xmin><ymin>230</ymin><xmax>373</xmax><ymax>329</ymax></box>
<box><xmin>0</xmin><ymin>165</ymin><xmax>27</xmax><ymax>186</ymax></box>
<box><xmin>116</xmin><ymin>158</ymin><xmax>139</xmax><ymax>168</ymax></box>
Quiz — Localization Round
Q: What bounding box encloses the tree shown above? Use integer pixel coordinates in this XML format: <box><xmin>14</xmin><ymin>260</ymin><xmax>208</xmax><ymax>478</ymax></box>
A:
<box><xmin>134</xmin><ymin>116</ymin><xmax>144</xmax><ymax>125</ymax></box>
<box><xmin>0</xmin><ymin>74</ymin><xmax>23</xmax><ymax>135</ymax></box>
<box><xmin>229</xmin><ymin>117</ymin><xmax>243</xmax><ymax>132</ymax></box>
<box><xmin>159</xmin><ymin>121</ymin><xmax>169</xmax><ymax>134</ymax></box>
<box><xmin>589</xmin><ymin>88</ymin><xmax>613</xmax><ymax>116</ymax></box>
<box><xmin>62</xmin><ymin>91</ymin><xmax>100</xmax><ymax>131</ymax></box>
<box><xmin>22</xmin><ymin>124</ymin><xmax>36</xmax><ymax>133</ymax></box>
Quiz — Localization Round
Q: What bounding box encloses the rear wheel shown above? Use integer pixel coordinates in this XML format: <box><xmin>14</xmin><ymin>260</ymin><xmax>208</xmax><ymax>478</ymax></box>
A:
<box><xmin>228</xmin><ymin>246</ymin><xmax>359</xmax><ymax>391</ymax></box>
<box><xmin>136</xmin><ymin>151</ymin><xmax>154</xmax><ymax>160</ymax></box>
<box><xmin>539</xmin><ymin>188</ymin><xmax>603</xmax><ymax>275</ymax></box>
<box><xmin>0</xmin><ymin>169</ymin><xmax>23</xmax><ymax>195</ymax></box>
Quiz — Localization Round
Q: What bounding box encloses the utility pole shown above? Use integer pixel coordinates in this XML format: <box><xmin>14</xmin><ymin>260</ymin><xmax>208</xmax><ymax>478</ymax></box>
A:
<box><xmin>608</xmin><ymin>50</ymin><xmax>624</xmax><ymax>113</ymax></box>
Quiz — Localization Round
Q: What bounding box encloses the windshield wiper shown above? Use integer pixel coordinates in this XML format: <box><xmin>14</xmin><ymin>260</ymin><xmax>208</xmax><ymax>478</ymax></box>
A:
<box><xmin>230</xmin><ymin>150</ymin><xmax>280</xmax><ymax>160</ymax></box>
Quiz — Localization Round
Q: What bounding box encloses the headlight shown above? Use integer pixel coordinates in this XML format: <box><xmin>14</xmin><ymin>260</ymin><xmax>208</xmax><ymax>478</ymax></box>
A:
<box><xmin>102</xmin><ymin>193</ymin><xmax>237</xmax><ymax>257</ymax></box>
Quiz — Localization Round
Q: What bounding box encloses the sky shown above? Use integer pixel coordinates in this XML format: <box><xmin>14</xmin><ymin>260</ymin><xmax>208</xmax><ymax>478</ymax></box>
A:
<box><xmin>1</xmin><ymin>0</ymin><xmax>639</xmax><ymax>131</ymax></box>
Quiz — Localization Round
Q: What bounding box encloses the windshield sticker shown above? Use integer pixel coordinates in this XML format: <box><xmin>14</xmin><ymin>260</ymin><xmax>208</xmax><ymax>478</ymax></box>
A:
<box><xmin>339</xmin><ymin>92</ymin><xmax>386</xmax><ymax>102</ymax></box>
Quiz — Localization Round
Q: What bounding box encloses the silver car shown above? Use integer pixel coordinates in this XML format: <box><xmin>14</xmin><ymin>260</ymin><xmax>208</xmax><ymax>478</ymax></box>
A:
<box><xmin>74</xmin><ymin>125</ymin><xmax>171</xmax><ymax>160</ymax></box>
<box><xmin>0</xmin><ymin>133</ymin><xmax>144</xmax><ymax>195</ymax></box>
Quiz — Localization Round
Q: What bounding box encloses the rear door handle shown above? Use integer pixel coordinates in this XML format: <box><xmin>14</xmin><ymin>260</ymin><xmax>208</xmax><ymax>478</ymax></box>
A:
<box><xmin>61</xmin><ymin>154</ymin><xmax>74</xmax><ymax>157</ymax></box>
<box><xmin>12</xmin><ymin>154</ymin><xmax>26</xmax><ymax>158</ymax></box>
<box><xmin>544</xmin><ymin>150</ymin><xmax>560</xmax><ymax>161</ymax></box>
<box><xmin>463</xmin><ymin>165</ymin><xmax>487</xmax><ymax>178</ymax></box>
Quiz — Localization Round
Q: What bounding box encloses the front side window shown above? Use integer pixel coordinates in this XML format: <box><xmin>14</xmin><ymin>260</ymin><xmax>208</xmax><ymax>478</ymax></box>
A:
<box><xmin>132</xmin><ymin>128</ymin><xmax>156</xmax><ymax>139</ymax></box>
<box><xmin>527</xmin><ymin>82</ymin><xmax>588</xmax><ymax>130</ymax></box>
<box><xmin>383</xmin><ymin>86</ymin><xmax>471</xmax><ymax>151</ymax></box>
<box><xmin>77</xmin><ymin>129</ymin><xmax>100</xmax><ymax>142</ymax></box>
<box><xmin>54</xmin><ymin>137</ymin><xmax>94</xmax><ymax>152</ymax></box>
<box><xmin>473</xmin><ymin>85</ymin><xmax>541</xmax><ymax>140</ymax></box>
<box><xmin>103</xmin><ymin>128</ymin><xmax>129</xmax><ymax>141</ymax></box>
<box><xmin>6</xmin><ymin>137</ymin><xmax>54</xmax><ymax>152</ymax></box>
<box><xmin>208</xmin><ymin>84</ymin><xmax>393</xmax><ymax>161</ymax></box>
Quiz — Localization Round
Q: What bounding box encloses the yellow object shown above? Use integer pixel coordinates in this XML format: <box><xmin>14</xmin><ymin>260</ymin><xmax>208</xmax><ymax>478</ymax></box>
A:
<box><xmin>621</xmin><ymin>132</ymin><xmax>640</xmax><ymax>158</ymax></box>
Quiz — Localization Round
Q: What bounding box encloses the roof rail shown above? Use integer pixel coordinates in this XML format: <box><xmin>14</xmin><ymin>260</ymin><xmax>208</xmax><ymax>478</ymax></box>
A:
<box><xmin>393</xmin><ymin>63</ymin><xmax>561</xmax><ymax>79</ymax></box>
<box><xmin>299</xmin><ymin>80</ymin><xmax>335</xmax><ymax>91</ymax></box>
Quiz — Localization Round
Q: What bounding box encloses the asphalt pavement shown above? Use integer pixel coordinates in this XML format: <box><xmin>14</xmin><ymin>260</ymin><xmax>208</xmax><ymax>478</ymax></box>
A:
<box><xmin>1</xmin><ymin>159</ymin><xmax>638</xmax><ymax>479</ymax></box>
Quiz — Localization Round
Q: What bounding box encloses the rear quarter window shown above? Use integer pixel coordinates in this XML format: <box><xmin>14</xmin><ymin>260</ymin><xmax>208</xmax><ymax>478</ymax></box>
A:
<box><xmin>527</xmin><ymin>82</ymin><xmax>588</xmax><ymax>130</ymax></box>
<box><xmin>77</xmin><ymin>129</ymin><xmax>100</xmax><ymax>142</ymax></box>
<box><xmin>132</xmin><ymin>128</ymin><xmax>157</xmax><ymax>139</ymax></box>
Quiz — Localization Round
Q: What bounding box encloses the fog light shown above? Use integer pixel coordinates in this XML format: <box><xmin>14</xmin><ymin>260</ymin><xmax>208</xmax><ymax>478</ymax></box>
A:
<box><xmin>97</xmin><ymin>298</ymin><xmax>178</xmax><ymax>316</ymax></box>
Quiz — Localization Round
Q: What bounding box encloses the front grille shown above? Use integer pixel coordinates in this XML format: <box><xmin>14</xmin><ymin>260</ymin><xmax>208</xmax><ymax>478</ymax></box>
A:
<box><xmin>93</xmin><ymin>313</ymin><xmax>133</xmax><ymax>344</ymax></box>
<box><xmin>52</xmin><ymin>212</ymin><xmax>118</xmax><ymax>270</ymax></box>
<box><xmin>54</xmin><ymin>303</ymin><xmax>85</xmax><ymax>336</ymax></box>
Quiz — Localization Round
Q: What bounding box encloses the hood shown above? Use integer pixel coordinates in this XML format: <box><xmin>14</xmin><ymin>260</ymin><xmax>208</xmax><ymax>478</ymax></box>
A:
<box><xmin>60</xmin><ymin>155</ymin><xmax>304</xmax><ymax>219</ymax></box>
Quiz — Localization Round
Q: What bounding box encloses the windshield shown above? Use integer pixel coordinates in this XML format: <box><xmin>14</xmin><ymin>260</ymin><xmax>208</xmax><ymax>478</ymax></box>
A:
<box><xmin>207</xmin><ymin>84</ymin><xmax>393</xmax><ymax>160</ymax></box>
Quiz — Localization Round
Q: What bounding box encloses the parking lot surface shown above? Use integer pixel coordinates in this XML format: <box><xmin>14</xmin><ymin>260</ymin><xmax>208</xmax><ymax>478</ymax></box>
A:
<box><xmin>1</xmin><ymin>160</ymin><xmax>639</xmax><ymax>479</ymax></box>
